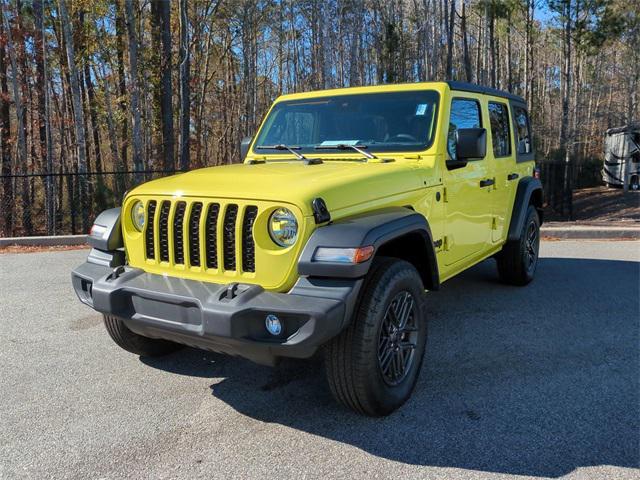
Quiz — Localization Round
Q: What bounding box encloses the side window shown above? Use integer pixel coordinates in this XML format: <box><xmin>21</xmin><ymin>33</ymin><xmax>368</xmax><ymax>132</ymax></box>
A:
<box><xmin>514</xmin><ymin>106</ymin><xmax>532</xmax><ymax>154</ymax></box>
<box><xmin>488</xmin><ymin>102</ymin><xmax>511</xmax><ymax>157</ymax></box>
<box><xmin>448</xmin><ymin>98</ymin><xmax>482</xmax><ymax>160</ymax></box>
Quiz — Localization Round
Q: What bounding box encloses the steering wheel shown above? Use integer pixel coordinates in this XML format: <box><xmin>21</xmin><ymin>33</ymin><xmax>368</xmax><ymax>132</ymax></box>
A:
<box><xmin>388</xmin><ymin>133</ymin><xmax>417</xmax><ymax>142</ymax></box>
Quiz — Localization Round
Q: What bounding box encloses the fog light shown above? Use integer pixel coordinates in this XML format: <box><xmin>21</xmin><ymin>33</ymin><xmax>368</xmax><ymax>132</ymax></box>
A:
<box><xmin>265</xmin><ymin>314</ymin><xmax>282</xmax><ymax>336</ymax></box>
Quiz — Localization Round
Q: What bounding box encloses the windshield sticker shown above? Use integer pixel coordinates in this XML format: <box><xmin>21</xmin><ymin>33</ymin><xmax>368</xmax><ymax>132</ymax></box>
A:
<box><xmin>415</xmin><ymin>104</ymin><xmax>428</xmax><ymax>116</ymax></box>
<box><xmin>320</xmin><ymin>140</ymin><xmax>360</xmax><ymax>146</ymax></box>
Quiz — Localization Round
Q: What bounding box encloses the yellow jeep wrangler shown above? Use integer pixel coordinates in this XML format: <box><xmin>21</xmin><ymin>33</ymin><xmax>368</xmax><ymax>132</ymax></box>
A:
<box><xmin>72</xmin><ymin>81</ymin><xmax>542</xmax><ymax>416</ymax></box>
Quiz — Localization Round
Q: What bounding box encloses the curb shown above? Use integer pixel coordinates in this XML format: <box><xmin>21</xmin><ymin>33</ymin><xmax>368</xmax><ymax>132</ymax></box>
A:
<box><xmin>0</xmin><ymin>235</ymin><xmax>88</xmax><ymax>247</ymax></box>
<box><xmin>540</xmin><ymin>226</ymin><xmax>640</xmax><ymax>240</ymax></box>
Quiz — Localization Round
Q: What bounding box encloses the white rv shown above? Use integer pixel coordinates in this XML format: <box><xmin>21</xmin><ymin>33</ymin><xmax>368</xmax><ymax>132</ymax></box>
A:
<box><xmin>603</xmin><ymin>123</ymin><xmax>640</xmax><ymax>190</ymax></box>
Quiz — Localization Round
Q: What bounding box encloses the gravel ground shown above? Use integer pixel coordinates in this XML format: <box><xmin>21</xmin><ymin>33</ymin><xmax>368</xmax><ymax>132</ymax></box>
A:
<box><xmin>1</xmin><ymin>241</ymin><xmax>638</xmax><ymax>480</ymax></box>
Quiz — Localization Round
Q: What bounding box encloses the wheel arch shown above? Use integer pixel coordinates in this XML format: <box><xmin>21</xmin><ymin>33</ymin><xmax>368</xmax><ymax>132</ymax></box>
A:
<box><xmin>297</xmin><ymin>207</ymin><xmax>440</xmax><ymax>291</ymax></box>
<box><xmin>507</xmin><ymin>177</ymin><xmax>544</xmax><ymax>242</ymax></box>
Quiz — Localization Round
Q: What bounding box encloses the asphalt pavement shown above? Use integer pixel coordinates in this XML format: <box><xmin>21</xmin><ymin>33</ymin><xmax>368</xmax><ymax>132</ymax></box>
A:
<box><xmin>1</xmin><ymin>241</ymin><xmax>639</xmax><ymax>479</ymax></box>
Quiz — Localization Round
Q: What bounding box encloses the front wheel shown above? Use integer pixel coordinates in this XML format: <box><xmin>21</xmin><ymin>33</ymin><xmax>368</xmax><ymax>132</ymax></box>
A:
<box><xmin>324</xmin><ymin>257</ymin><xmax>428</xmax><ymax>416</ymax></box>
<box><xmin>496</xmin><ymin>205</ymin><xmax>540</xmax><ymax>285</ymax></box>
<box><xmin>103</xmin><ymin>315</ymin><xmax>183</xmax><ymax>357</ymax></box>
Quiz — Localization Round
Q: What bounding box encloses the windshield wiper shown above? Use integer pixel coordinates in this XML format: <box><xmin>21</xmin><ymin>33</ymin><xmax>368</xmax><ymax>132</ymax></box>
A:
<box><xmin>256</xmin><ymin>144</ymin><xmax>307</xmax><ymax>160</ymax></box>
<box><xmin>314</xmin><ymin>143</ymin><xmax>377</xmax><ymax>160</ymax></box>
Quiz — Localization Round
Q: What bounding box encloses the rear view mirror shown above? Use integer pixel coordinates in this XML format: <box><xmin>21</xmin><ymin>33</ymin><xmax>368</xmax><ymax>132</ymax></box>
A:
<box><xmin>447</xmin><ymin>128</ymin><xmax>486</xmax><ymax>169</ymax></box>
<box><xmin>240</xmin><ymin>136</ymin><xmax>253</xmax><ymax>160</ymax></box>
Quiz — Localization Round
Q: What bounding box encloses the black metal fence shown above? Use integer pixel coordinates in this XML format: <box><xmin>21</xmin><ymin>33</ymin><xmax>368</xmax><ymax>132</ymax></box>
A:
<box><xmin>0</xmin><ymin>160</ymin><xmax>604</xmax><ymax>238</ymax></box>
<box><xmin>0</xmin><ymin>170</ymin><xmax>183</xmax><ymax>238</ymax></box>
<box><xmin>538</xmin><ymin>159</ymin><xmax>603</xmax><ymax>219</ymax></box>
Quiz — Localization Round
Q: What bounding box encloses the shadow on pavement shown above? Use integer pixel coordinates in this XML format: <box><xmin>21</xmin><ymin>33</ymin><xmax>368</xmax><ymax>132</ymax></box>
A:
<box><xmin>142</xmin><ymin>257</ymin><xmax>640</xmax><ymax>478</ymax></box>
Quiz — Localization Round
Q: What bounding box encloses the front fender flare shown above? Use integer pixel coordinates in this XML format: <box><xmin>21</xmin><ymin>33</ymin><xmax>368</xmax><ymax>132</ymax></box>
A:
<box><xmin>298</xmin><ymin>207</ymin><xmax>439</xmax><ymax>289</ymax></box>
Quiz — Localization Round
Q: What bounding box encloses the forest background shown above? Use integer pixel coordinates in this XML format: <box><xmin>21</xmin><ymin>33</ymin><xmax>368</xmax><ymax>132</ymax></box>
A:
<box><xmin>0</xmin><ymin>0</ymin><xmax>637</xmax><ymax>235</ymax></box>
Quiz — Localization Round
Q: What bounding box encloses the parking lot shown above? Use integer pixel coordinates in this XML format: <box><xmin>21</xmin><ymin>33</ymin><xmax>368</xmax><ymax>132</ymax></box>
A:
<box><xmin>1</xmin><ymin>240</ymin><xmax>638</xmax><ymax>479</ymax></box>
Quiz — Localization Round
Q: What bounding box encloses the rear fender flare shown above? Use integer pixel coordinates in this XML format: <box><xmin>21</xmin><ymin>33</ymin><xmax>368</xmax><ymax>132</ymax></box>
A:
<box><xmin>507</xmin><ymin>177</ymin><xmax>543</xmax><ymax>242</ymax></box>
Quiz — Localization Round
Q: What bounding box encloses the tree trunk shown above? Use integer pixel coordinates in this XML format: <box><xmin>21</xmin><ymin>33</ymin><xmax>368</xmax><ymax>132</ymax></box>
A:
<box><xmin>59</xmin><ymin>0</ymin><xmax>89</xmax><ymax>231</ymax></box>
<box><xmin>34</xmin><ymin>0</ymin><xmax>55</xmax><ymax>234</ymax></box>
<box><xmin>124</xmin><ymin>0</ymin><xmax>143</xmax><ymax>182</ymax></box>
<box><xmin>151</xmin><ymin>0</ymin><xmax>174</xmax><ymax>171</ymax></box>
<box><xmin>506</xmin><ymin>11</ymin><xmax>512</xmax><ymax>91</ymax></box>
<box><xmin>461</xmin><ymin>3</ymin><xmax>472</xmax><ymax>82</ymax></box>
<box><xmin>115</xmin><ymin>0</ymin><xmax>128</xmax><ymax>194</ymax></box>
<box><xmin>445</xmin><ymin>0</ymin><xmax>455</xmax><ymax>80</ymax></box>
<box><xmin>0</xmin><ymin>14</ymin><xmax>13</xmax><ymax>236</ymax></box>
<box><xmin>179</xmin><ymin>0</ymin><xmax>191</xmax><ymax>170</ymax></box>
<box><xmin>2</xmin><ymin>6</ymin><xmax>32</xmax><ymax>234</ymax></box>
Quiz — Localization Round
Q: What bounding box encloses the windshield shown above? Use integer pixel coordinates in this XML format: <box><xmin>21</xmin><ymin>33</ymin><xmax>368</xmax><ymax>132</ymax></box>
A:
<box><xmin>254</xmin><ymin>90</ymin><xmax>439</xmax><ymax>154</ymax></box>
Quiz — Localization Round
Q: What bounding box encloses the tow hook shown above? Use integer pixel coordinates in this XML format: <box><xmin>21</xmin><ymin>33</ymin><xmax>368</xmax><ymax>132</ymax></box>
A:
<box><xmin>107</xmin><ymin>265</ymin><xmax>126</xmax><ymax>281</ymax></box>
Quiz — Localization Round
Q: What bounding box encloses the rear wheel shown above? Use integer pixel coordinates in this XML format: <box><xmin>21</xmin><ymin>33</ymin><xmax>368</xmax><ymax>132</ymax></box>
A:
<box><xmin>496</xmin><ymin>205</ymin><xmax>540</xmax><ymax>286</ymax></box>
<box><xmin>103</xmin><ymin>315</ymin><xmax>183</xmax><ymax>357</ymax></box>
<box><xmin>324</xmin><ymin>257</ymin><xmax>428</xmax><ymax>416</ymax></box>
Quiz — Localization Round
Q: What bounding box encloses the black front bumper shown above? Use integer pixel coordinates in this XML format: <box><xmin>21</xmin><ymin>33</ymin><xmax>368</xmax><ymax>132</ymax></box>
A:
<box><xmin>72</xmin><ymin>261</ymin><xmax>361</xmax><ymax>365</ymax></box>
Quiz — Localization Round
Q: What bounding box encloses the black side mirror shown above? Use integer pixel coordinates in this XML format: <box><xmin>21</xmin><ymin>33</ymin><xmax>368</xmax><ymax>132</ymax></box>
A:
<box><xmin>457</xmin><ymin>128</ymin><xmax>486</xmax><ymax>160</ymax></box>
<box><xmin>240</xmin><ymin>136</ymin><xmax>253</xmax><ymax>160</ymax></box>
<box><xmin>447</xmin><ymin>128</ymin><xmax>486</xmax><ymax>169</ymax></box>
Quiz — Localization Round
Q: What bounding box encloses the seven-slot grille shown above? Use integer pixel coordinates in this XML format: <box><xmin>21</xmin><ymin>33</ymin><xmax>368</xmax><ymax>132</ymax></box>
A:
<box><xmin>143</xmin><ymin>199</ymin><xmax>257</xmax><ymax>273</ymax></box>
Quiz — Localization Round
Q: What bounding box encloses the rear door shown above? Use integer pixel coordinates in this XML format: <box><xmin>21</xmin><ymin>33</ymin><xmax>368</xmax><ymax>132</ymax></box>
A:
<box><xmin>487</xmin><ymin>99</ymin><xmax>517</xmax><ymax>243</ymax></box>
<box><xmin>490</xmin><ymin>100</ymin><xmax>536</xmax><ymax>242</ymax></box>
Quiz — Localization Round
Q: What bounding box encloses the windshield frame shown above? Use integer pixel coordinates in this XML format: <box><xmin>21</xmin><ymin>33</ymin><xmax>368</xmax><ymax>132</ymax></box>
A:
<box><xmin>251</xmin><ymin>90</ymin><xmax>441</xmax><ymax>156</ymax></box>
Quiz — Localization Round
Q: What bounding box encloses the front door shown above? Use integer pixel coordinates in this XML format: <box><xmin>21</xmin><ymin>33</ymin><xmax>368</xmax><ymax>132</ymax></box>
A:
<box><xmin>442</xmin><ymin>96</ymin><xmax>494</xmax><ymax>266</ymax></box>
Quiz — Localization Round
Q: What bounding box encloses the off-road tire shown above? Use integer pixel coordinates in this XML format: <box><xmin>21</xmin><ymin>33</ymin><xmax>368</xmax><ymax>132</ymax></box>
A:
<box><xmin>103</xmin><ymin>315</ymin><xmax>182</xmax><ymax>357</ymax></box>
<box><xmin>496</xmin><ymin>205</ymin><xmax>540</xmax><ymax>286</ymax></box>
<box><xmin>324</xmin><ymin>257</ymin><xmax>428</xmax><ymax>416</ymax></box>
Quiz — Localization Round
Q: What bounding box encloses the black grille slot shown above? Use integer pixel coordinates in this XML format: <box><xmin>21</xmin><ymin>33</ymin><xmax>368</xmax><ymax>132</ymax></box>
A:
<box><xmin>145</xmin><ymin>201</ymin><xmax>157</xmax><ymax>259</ymax></box>
<box><xmin>241</xmin><ymin>206</ymin><xmax>258</xmax><ymax>272</ymax></box>
<box><xmin>158</xmin><ymin>200</ymin><xmax>171</xmax><ymax>262</ymax></box>
<box><xmin>188</xmin><ymin>203</ymin><xmax>203</xmax><ymax>267</ymax></box>
<box><xmin>205</xmin><ymin>203</ymin><xmax>220</xmax><ymax>268</ymax></box>
<box><xmin>173</xmin><ymin>201</ymin><xmax>186</xmax><ymax>264</ymax></box>
<box><xmin>223</xmin><ymin>204</ymin><xmax>238</xmax><ymax>270</ymax></box>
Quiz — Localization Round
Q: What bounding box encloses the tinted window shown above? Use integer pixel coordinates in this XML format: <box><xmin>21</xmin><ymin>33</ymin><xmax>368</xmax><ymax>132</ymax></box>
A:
<box><xmin>514</xmin><ymin>106</ymin><xmax>532</xmax><ymax>154</ymax></box>
<box><xmin>448</xmin><ymin>98</ymin><xmax>482</xmax><ymax>160</ymax></box>
<box><xmin>254</xmin><ymin>91</ymin><xmax>439</xmax><ymax>153</ymax></box>
<box><xmin>488</xmin><ymin>102</ymin><xmax>511</xmax><ymax>157</ymax></box>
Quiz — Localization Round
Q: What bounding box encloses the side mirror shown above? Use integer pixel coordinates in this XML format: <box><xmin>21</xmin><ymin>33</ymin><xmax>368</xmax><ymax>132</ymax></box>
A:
<box><xmin>240</xmin><ymin>136</ymin><xmax>253</xmax><ymax>160</ymax></box>
<box><xmin>456</xmin><ymin>128</ymin><xmax>486</xmax><ymax>160</ymax></box>
<box><xmin>447</xmin><ymin>128</ymin><xmax>486</xmax><ymax>169</ymax></box>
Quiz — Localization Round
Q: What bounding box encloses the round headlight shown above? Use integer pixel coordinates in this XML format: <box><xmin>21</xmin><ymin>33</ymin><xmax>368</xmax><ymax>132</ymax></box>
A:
<box><xmin>268</xmin><ymin>208</ymin><xmax>298</xmax><ymax>247</ymax></box>
<box><xmin>131</xmin><ymin>200</ymin><xmax>145</xmax><ymax>231</ymax></box>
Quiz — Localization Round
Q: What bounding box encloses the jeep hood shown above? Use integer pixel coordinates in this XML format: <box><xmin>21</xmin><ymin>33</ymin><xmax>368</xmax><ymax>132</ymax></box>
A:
<box><xmin>128</xmin><ymin>161</ymin><xmax>427</xmax><ymax>217</ymax></box>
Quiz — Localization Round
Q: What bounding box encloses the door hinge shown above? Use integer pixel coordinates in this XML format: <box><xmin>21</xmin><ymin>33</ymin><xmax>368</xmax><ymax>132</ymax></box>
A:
<box><xmin>442</xmin><ymin>236</ymin><xmax>449</xmax><ymax>251</ymax></box>
<box><xmin>442</xmin><ymin>187</ymin><xmax>448</xmax><ymax>203</ymax></box>
<box><xmin>491</xmin><ymin>217</ymin><xmax>498</xmax><ymax>230</ymax></box>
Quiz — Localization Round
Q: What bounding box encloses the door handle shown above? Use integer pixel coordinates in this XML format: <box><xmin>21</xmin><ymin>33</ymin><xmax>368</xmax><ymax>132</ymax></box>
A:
<box><xmin>479</xmin><ymin>178</ymin><xmax>495</xmax><ymax>187</ymax></box>
<box><xmin>507</xmin><ymin>173</ymin><xmax>519</xmax><ymax>181</ymax></box>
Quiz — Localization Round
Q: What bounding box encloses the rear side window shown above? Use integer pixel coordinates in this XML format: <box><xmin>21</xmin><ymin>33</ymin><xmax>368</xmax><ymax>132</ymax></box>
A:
<box><xmin>514</xmin><ymin>106</ymin><xmax>532</xmax><ymax>154</ymax></box>
<box><xmin>448</xmin><ymin>98</ymin><xmax>482</xmax><ymax>160</ymax></box>
<box><xmin>488</xmin><ymin>102</ymin><xmax>511</xmax><ymax>157</ymax></box>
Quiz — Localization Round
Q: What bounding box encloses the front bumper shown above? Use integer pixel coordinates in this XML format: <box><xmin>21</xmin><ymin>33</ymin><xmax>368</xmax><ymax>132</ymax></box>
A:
<box><xmin>72</xmin><ymin>261</ymin><xmax>361</xmax><ymax>365</ymax></box>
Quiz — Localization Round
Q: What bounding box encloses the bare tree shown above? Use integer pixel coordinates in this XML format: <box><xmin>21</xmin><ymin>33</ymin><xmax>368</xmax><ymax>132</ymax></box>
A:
<box><xmin>2</xmin><ymin>5</ymin><xmax>32</xmax><ymax>233</ymax></box>
<box><xmin>0</xmin><ymin>12</ymin><xmax>13</xmax><ymax>235</ymax></box>
<box><xmin>151</xmin><ymin>0</ymin><xmax>174</xmax><ymax>171</ymax></box>
<box><xmin>124</xmin><ymin>0</ymin><xmax>143</xmax><ymax>182</ymax></box>
<box><xmin>179</xmin><ymin>0</ymin><xmax>190</xmax><ymax>170</ymax></box>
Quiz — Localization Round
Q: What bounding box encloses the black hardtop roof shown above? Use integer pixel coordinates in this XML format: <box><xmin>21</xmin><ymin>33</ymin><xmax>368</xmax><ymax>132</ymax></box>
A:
<box><xmin>447</xmin><ymin>81</ymin><xmax>525</xmax><ymax>104</ymax></box>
